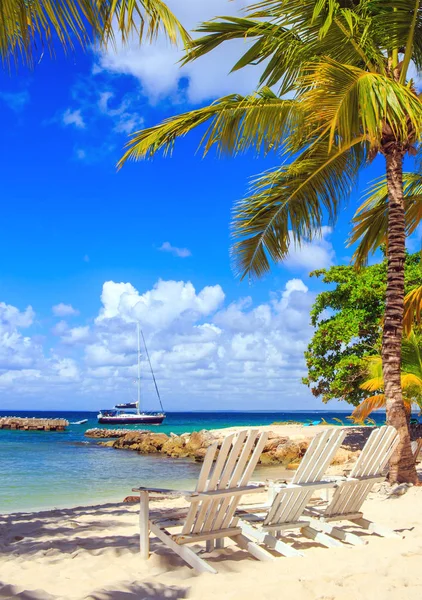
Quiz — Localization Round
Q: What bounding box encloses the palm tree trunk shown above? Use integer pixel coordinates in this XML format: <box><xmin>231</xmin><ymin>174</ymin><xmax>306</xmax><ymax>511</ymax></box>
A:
<box><xmin>382</xmin><ymin>148</ymin><xmax>418</xmax><ymax>484</ymax></box>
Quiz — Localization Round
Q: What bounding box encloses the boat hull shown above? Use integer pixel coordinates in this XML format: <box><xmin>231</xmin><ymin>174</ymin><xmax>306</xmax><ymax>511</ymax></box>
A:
<box><xmin>97</xmin><ymin>414</ymin><xmax>165</xmax><ymax>425</ymax></box>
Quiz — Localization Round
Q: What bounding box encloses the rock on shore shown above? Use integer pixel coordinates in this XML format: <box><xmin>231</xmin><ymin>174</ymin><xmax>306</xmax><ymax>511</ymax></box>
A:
<box><xmin>89</xmin><ymin>428</ymin><xmax>360</xmax><ymax>467</ymax></box>
<box><xmin>85</xmin><ymin>428</ymin><xmax>150</xmax><ymax>438</ymax></box>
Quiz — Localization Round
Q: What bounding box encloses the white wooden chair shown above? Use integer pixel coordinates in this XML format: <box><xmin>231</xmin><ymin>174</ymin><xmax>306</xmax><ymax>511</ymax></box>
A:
<box><xmin>236</xmin><ymin>428</ymin><xmax>348</xmax><ymax>557</ymax></box>
<box><xmin>411</xmin><ymin>438</ymin><xmax>422</xmax><ymax>463</ymax></box>
<box><xmin>305</xmin><ymin>425</ymin><xmax>400</xmax><ymax>545</ymax></box>
<box><xmin>133</xmin><ymin>429</ymin><xmax>276</xmax><ymax>574</ymax></box>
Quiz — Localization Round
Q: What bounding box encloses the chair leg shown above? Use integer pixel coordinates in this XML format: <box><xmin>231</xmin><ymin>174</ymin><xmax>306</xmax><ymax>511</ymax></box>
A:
<box><xmin>239</xmin><ymin>521</ymin><xmax>303</xmax><ymax>558</ymax></box>
<box><xmin>311</xmin><ymin>519</ymin><xmax>367</xmax><ymax>546</ymax></box>
<box><xmin>351</xmin><ymin>518</ymin><xmax>402</xmax><ymax>539</ymax></box>
<box><xmin>215</xmin><ymin>538</ymin><xmax>225</xmax><ymax>549</ymax></box>
<box><xmin>139</xmin><ymin>491</ymin><xmax>150</xmax><ymax>559</ymax></box>
<box><xmin>230</xmin><ymin>534</ymin><xmax>276</xmax><ymax>562</ymax></box>
<box><xmin>301</xmin><ymin>525</ymin><xmax>344</xmax><ymax>548</ymax></box>
<box><xmin>206</xmin><ymin>540</ymin><xmax>215</xmax><ymax>552</ymax></box>
<box><xmin>150</xmin><ymin>523</ymin><xmax>217</xmax><ymax>574</ymax></box>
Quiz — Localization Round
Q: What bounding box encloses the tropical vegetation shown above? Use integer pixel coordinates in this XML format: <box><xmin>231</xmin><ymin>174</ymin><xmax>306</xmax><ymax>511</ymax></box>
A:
<box><xmin>119</xmin><ymin>0</ymin><xmax>422</xmax><ymax>483</ymax></box>
<box><xmin>352</xmin><ymin>332</ymin><xmax>422</xmax><ymax>423</ymax></box>
<box><xmin>0</xmin><ymin>0</ymin><xmax>188</xmax><ymax>66</ymax></box>
<box><xmin>304</xmin><ymin>252</ymin><xmax>422</xmax><ymax>406</ymax></box>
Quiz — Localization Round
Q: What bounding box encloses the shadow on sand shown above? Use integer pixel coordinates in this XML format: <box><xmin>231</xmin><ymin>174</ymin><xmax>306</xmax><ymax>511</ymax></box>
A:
<box><xmin>0</xmin><ymin>581</ymin><xmax>189</xmax><ymax>600</ymax></box>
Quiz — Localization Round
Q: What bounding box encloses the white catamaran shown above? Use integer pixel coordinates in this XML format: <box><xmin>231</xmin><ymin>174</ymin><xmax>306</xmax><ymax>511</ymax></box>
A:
<box><xmin>97</xmin><ymin>323</ymin><xmax>165</xmax><ymax>425</ymax></box>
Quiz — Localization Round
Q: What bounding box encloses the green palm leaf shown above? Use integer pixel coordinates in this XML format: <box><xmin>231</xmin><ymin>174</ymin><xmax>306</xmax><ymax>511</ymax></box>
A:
<box><xmin>404</xmin><ymin>285</ymin><xmax>422</xmax><ymax>335</ymax></box>
<box><xmin>300</xmin><ymin>59</ymin><xmax>422</xmax><ymax>151</ymax></box>
<box><xmin>118</xmin><ymin>88</ymin><xmax>298</xmax><ymax>165</ymax></box>
<box><xmin>349</xmin><ymin>173</ymin><xmax>422</xmax><ymax>266</ymax></box>
<box><xmin>0</xmin><ymin>0</ymin><xmax>189</xmax><ymax>66</ymax></box>
<box><xmin>232</xmin><ymin>137</ymin><xmax>367</xmax><ymax>279</ymax></box>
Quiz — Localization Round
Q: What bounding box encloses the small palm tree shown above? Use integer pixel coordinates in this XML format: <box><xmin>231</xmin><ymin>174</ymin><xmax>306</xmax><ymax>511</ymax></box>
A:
<box><xmin>118</xmin><ymin>0</ymin><xmax>422</xmax><ymax>483</ymax></box>
<box><xmin>1</xmin><ymin>0</ymin><xmax>189</xmax><ymax>66</ymax></box>
<box><xmin>352</xmin><ymin>332</ymin><xmax>422</xmax><ymax>423</ymax></box>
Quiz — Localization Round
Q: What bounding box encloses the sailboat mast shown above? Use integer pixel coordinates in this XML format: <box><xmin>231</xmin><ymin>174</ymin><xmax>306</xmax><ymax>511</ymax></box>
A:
<box><xmin>137</xmin><ymin>321</ymin><xmax>141</xmax><ymax>415</ymax></box>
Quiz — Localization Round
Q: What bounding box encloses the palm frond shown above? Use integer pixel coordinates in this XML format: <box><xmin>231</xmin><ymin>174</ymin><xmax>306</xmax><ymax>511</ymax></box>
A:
<box><xmin>351</xmin><ymin>394</ymin><xmax>387</xmax><ymax>423</ymax></box>
<box><xmin>348</xmin><ymin>172</ymin><xmax>422</xmax><ymax>266</ymax></box>
<box><xmin>183</xmin><ymin>5</ymin><xmax>383</xmax><ymax>92</ymax></box>
<box><xmin>100</xmin><ymin>0</ymin><xmax>190</xmax><ymax>48</ymax></box>
<box><xmin>401</xmin><ymin>373</ymin><xmax>422</xmax><ymax>388</ymax></box>
<box><xmin>404</xmin><ymin>286</ymin><xmax>422</xmax><ymax>335</ymax></box>
<box><xmin>360</xmin><ymin>376</ymin><xmax>384</xmax><ymax>392</ymax></box>
<box><xmin>0</xmin><ymin>0</ymin><xmax>189</xmax><ymax>66</ymax></box>
<box><xmin>300</xmin><ymin>59</ymin><xmax>422</xmax><ymax>151</ymax></box>
<box><xmin>401</xmin><ymin>331</ymin><xmax>422</xmax><ymax>376</ymax></box>
<box><xmin>231</xmin><ymin>137</ymin><xmax>367</xmax><ymax>279</ymax></box>
<box><xmin>399</xmin><ymin>0</ymin><xmax>421</xmax><ymax>83</ymax></box>
<box><xmin>118</xmin><ymin>89</ymin><xmax>298</xmax><ymax>166</ymax></box>
<box><xmin>0</xmin><ymin>0</ymin><xmax>93</xmax><ymax>64</ymax></box>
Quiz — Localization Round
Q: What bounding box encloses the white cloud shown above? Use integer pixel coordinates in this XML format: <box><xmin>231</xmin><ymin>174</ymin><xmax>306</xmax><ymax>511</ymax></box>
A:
<box><xmin>96</xmin><ymin>0</ymin><xmax>263</xmax><ymax>104</ymax></box>
<box><xmin>0</xmin><ymin>278</ymin><xmax>331</xmax><ymax>410</ymax></box>
<box><xmin>52</xmin><ymin>303</ymin><xmax>80</xmax><ymax>317</ymax></box>
<box><xmin>97</xmin><ymin>279</ymin><xmax>225</xmax><ymax>329</ymax></box>
<box><xmin>52</xmin><ymin>320</ymin><xmax>69</xmax><ymax>336</ymax></box>
<box><xmin>283</xmin><ymin>227</ymin><xmax>336</xmax><ymax>272</ymax></box>
<box><xmin>62</xmin><ymin>108</ymin><xmax>85</xmax><ymax>128</ymax></box>
<box><xmin>159</xmin><ymin>241</ymin><xmax>191</xmax><ymax>258</ymax></box>
<box><xmin>98</xmin><ymin>91</ymin><xmax>144</xmax><ymax>133</ymax></box>
<box><xmin>0</xmin><ymin>303</ymin><xmax>79</xmax><ymax>383</ymax></box>
<box><xmin>0</xmin><ymin>91</ymin><xmax>30</xmax><ymax>111</ymax></box>
<box><xmin>61</xmin><ymin>326</ymin><xmax>91</xmax><ymax>345</ymax></box>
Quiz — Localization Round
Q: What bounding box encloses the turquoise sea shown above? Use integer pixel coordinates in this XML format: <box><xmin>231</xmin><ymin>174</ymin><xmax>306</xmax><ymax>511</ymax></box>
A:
<box><xmin>0</xmin><ymin>410</ymin><xmax>395</xmax><ymax>514</ymax></box>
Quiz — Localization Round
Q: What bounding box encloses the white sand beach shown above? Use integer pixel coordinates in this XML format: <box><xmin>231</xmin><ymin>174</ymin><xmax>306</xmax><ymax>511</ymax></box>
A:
<box><xmin>1</xmin><ymin>424</ymin><xmax>421</xmax><ymax>600</ymax></box>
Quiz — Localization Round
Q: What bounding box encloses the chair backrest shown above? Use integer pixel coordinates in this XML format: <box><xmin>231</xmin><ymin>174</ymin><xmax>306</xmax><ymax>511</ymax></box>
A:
<box><xmin>263</xmin><ymin>428</ymin><xmax>347</xmax><ymax>527</ymax></box>
<box><xmin>292</xmin><ymin>428</ymin><xmax>348</xmax><ymax>484</ymax></box>
<box><xmin>324</xmin><ymin>425</ymin><xmax>399</xmax><ymax>519</ymax></box>
<box><xmin>349</xmin><ymin>425</ymin><xmax>399</xmax><ymax>478</ymax></box>
<box><xmin>181</xmin><ymin>429</ymin><xmax>268</xmax><ymax>537</ymax></box>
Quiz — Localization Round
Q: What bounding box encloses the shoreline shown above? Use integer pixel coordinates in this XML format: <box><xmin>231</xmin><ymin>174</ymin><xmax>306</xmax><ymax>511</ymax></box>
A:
<box><xmin>2</xmin><ymin>424</ymin><xmax>367</xmax><ymax>515</ymax></box>
<box><xmin>2</xmin><ymin>421</ymin><xmax>420</xmax><ymax>515</ymax></box>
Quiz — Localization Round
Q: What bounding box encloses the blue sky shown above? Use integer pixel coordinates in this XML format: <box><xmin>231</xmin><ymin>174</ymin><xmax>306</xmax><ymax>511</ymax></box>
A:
<box><xmin>0</xmin><ymin>0</ymin><xmax>418</xmax><ymax>412</ymax></box>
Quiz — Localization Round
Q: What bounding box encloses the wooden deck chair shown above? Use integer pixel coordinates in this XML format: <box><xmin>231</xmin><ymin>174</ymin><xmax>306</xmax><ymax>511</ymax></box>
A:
<box><xmin>411</xmin><ymin>438</ymin><xmax>422</xmax><ymax>463</ymax></box>
<box><xmin>133</xmin><ymin>429</ymin><xmax>276</xmax><ymax>574</ymax></box>
<box><xmin>305</xmin><ymin>425</ymin><xmax>400</xmax><ymax>545</ymax></box>
<box><xmin>237</xmin><ymin>428</ymin><xmax>348</xmax><ymax>557</ymax></box>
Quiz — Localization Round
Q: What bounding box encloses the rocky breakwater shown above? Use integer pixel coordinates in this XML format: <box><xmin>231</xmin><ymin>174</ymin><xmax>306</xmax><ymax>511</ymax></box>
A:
<box><xmin>91</xmin><ymin>428</ymin><xmax>360</xmax><ymax>467</ymax></box>
<box><xmin>85</xmin><ymin>428</ymin><xmax>149</xmax><ymax>439</ymax></box>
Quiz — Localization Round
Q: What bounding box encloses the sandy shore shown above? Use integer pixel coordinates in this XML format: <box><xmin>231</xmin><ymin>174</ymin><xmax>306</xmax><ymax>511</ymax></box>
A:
<box><xmin>1</xmin><ymin>424</ymin><xmax>421</xmax><ymax>599</ymax></box>
<box><xmin>1</xmin><ymin>465</ymin><xmax>422</xmax><ymax>600</ymax></box>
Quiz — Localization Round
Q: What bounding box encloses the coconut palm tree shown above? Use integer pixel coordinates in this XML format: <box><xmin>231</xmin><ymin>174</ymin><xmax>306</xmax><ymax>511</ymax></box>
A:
<box><xmin>0</xmin><ymin>0</ymin><xmax>189</xmax><ymax>66</ymax></box>
<box><xmin>118</xmin><ymin>0</ymin><xmax>422</xmax><ymax>482</ymax></box>
<box><xmin>352</xmin><ymin>331</ymin><xmax>422</xmax><ymax>423</ymax></box>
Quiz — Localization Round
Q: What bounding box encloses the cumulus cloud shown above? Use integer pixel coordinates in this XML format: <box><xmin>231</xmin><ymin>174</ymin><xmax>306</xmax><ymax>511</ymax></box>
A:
<box><xmin>159</xmin><ymin>241</ymin><xmax>192</xmax><ymax>258</ymax></box>
<box><xmin>0</xmin><ymin>278</ymin><xmax>327</xmax><ymax>410</ymax></box>
<box><xmin>52</xmin><ymin>303</ymin><xmax>80</xmax><ymax>317</ymax></box>
<box><xmin>97</xmin><ymin>279</ymin><xmax>225</xmax><ymax>329</ymax></box>
<box><xmin>283</xmin><ymin>227</ymin><xmax>336</xmax><ymax>272</ymax></box>
<box><xmin>0</xmin><ymin>303</ymin><xmax>79</xmax><ymax>385</ymax></box>
<box><xmin>96</xmin><ymin>0</ymin><xmax>263</xmax><ymax>104</ymax></box>
<box><xmin>62</xmin><ymin>108</ymin><xmax>85</xmax><ymax>128</ymax></box>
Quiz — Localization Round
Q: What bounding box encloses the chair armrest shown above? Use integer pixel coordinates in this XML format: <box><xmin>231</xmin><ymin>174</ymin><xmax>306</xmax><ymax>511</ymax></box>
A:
<box><xmin>132</xmin><ymin>486</ymin><xmax>195</xmax><ymax>498</ymax></box>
